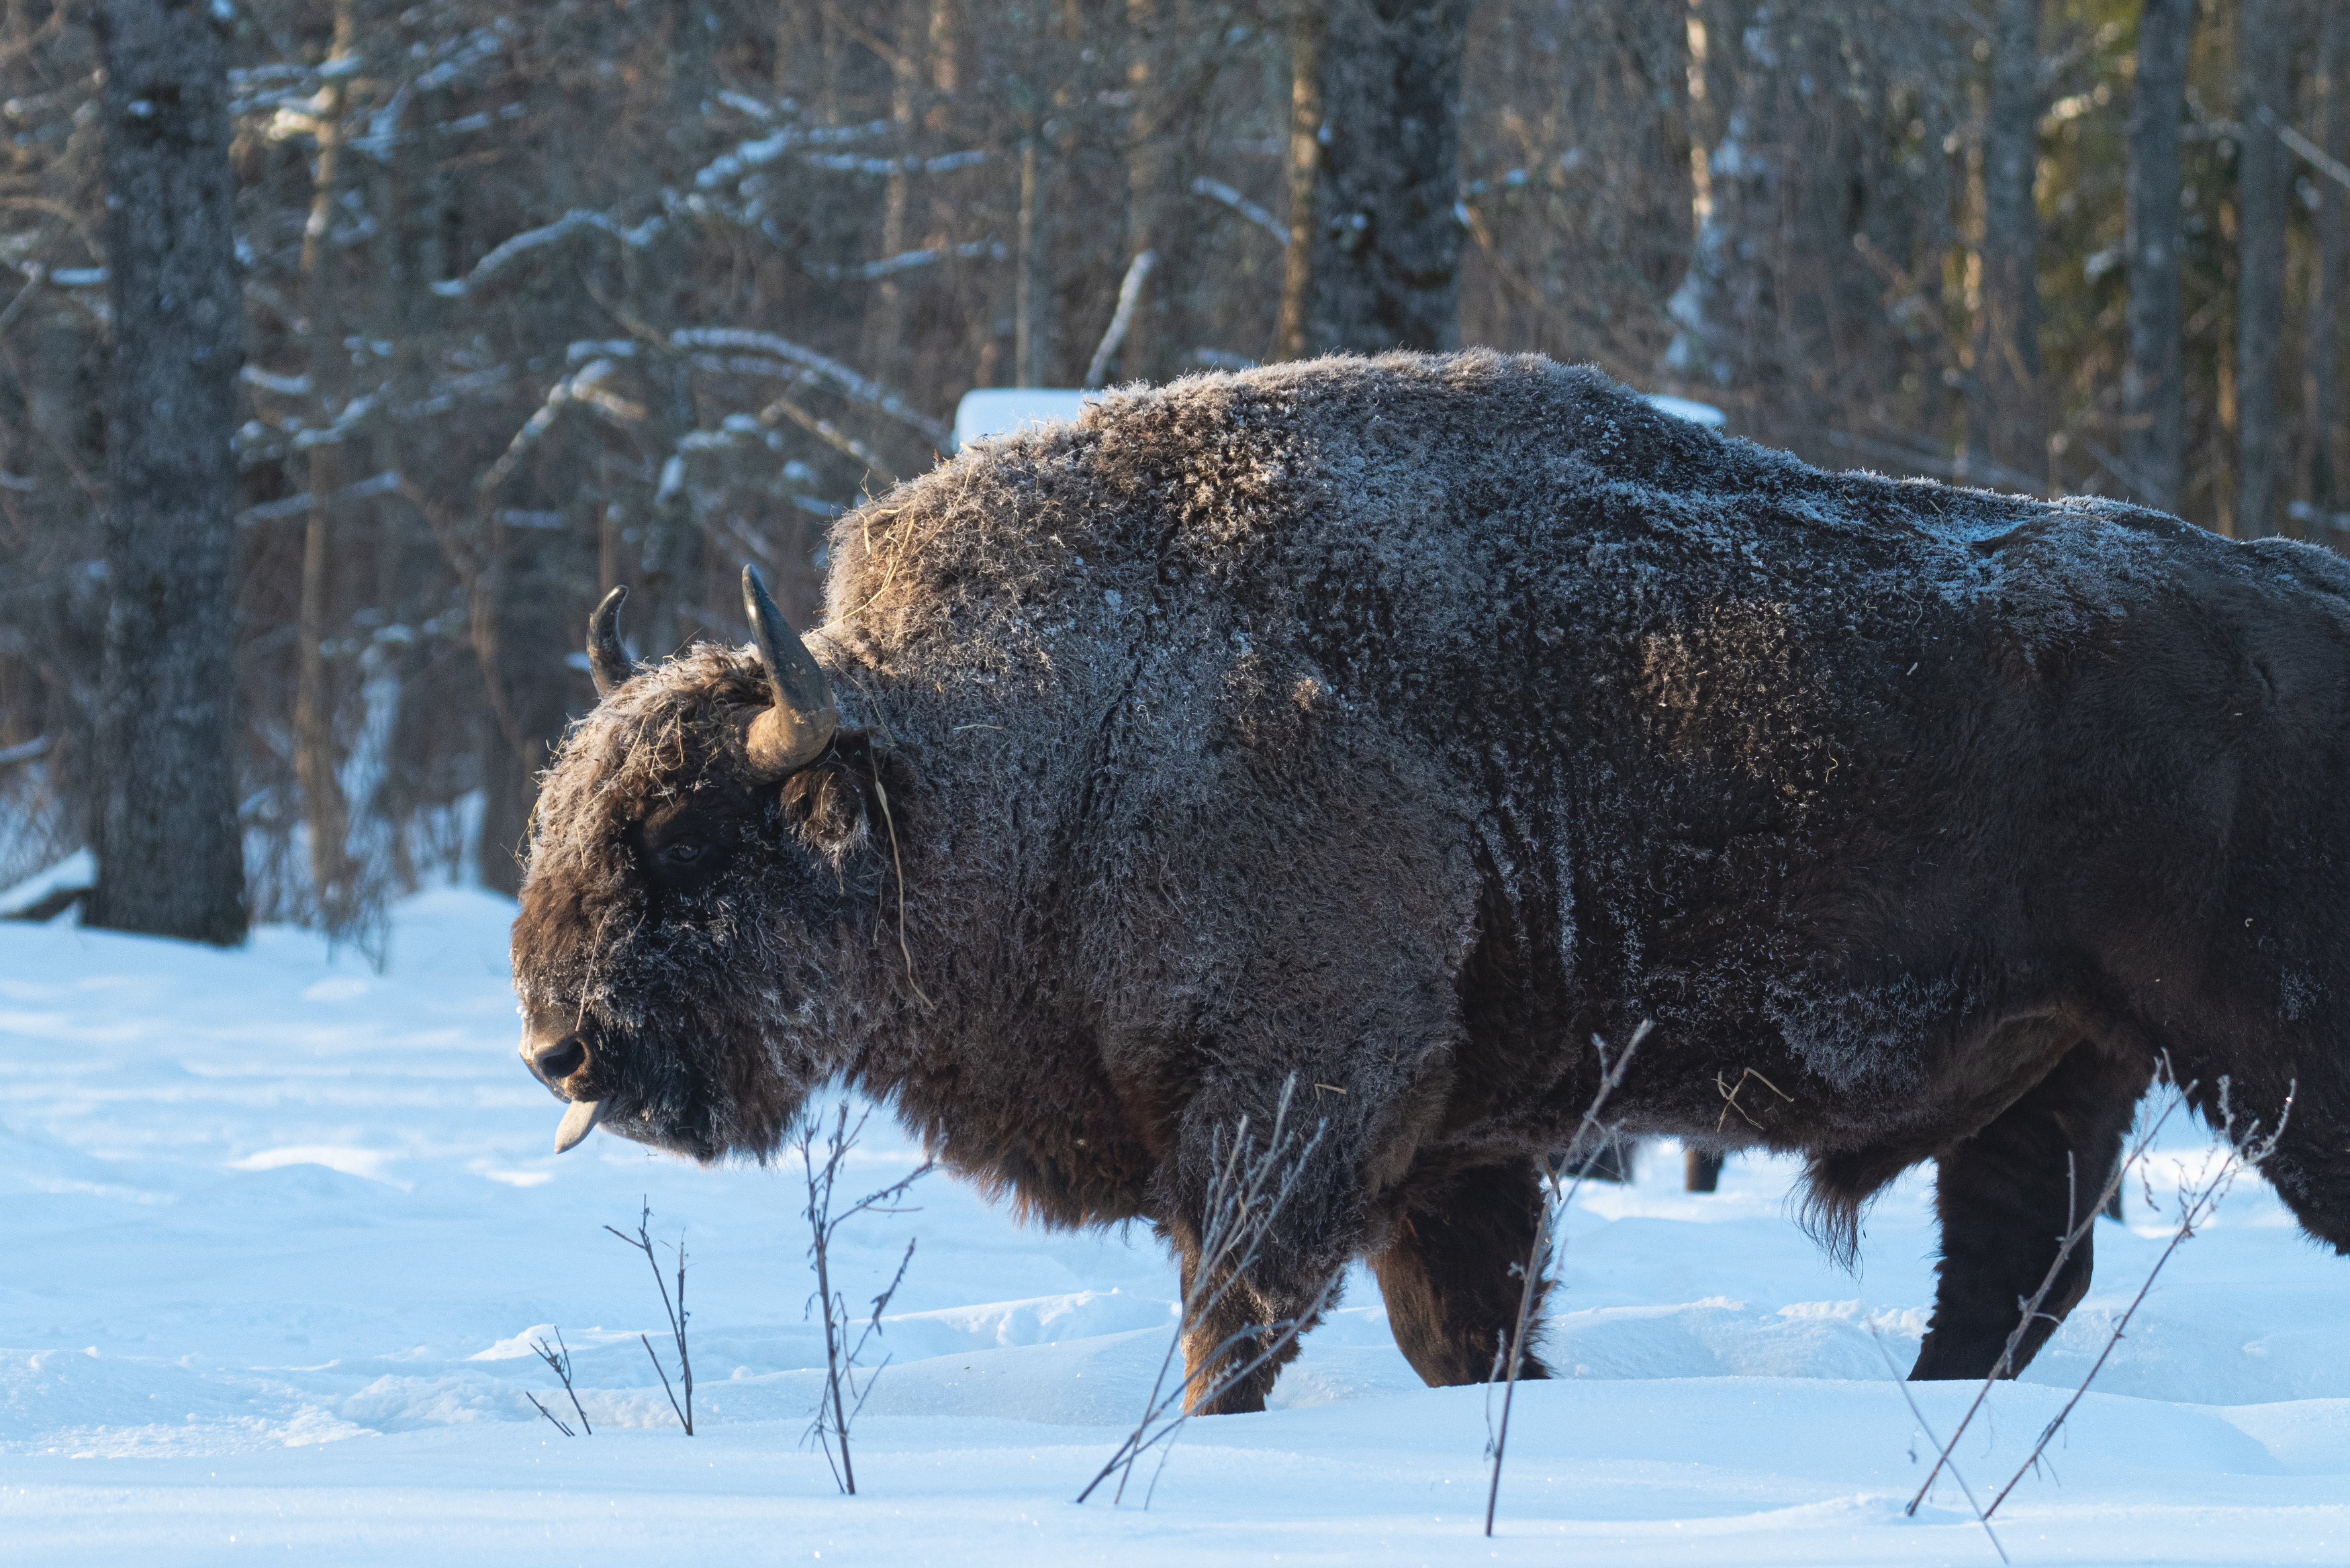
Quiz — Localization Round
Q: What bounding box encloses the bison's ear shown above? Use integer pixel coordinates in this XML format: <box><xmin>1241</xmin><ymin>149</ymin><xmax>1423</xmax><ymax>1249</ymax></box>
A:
<box><xmin>777</xmin><ymin>730</ymin><xmax>893</xmax><ymax>862</ymax></box>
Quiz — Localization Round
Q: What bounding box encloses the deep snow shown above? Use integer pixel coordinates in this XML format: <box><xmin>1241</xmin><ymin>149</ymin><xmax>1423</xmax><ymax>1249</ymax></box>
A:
<box><xmin>0</xmin><ymin>886</ymin><xmax>2344</xmax><ymax>1565</ymax></box>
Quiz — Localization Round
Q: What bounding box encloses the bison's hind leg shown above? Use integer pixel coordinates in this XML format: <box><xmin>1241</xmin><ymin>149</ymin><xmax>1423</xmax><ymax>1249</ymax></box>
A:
<box><xmin>1371</xmin><ymin>1159</ymin><xmax>1552</xmax><ymax>1387</ymax></box>
<box><xmin>1910</xmin><ymin>1041</ymin><xmax>2153</xmax><ymax>1381</ymax></box>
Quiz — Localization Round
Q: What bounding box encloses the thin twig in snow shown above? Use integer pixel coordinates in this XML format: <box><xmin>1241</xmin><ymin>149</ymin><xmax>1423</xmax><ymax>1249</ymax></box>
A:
<box><xmin>525</xmin><ymin>1392</ymin><xmax>575</xmax><ymax>1436</ymax></box>
<box><xmin>1484</xmin><ymin>1019</ymin><xmax>1648</xmax><ymax>1537</ymax></box>
<box><xmin>530</xmin><ymin>1326</ymin><xmax>592</xmax><ymax>1435</ymax></box>
<box><xmin>1078</xmin><ymin>1075</ymin><xmax>1331</xmax><ymax>1506</ymax></box>
<box><xmin>1867</xmin><ymin>1320</ymin><xmax>2007</xmax><ymax>1563</ymax></box>
<box><xmin>1981</xmin><ymin>1076</ymin><xmax>2293</xmax><ymax>1520</ymax></box>
<box><xmin>796</xmin><ymin>1100</ymin><xmax>935</xmax><ymax>1495</ymax></box>
<box><xmin>1907</xmin><ymin>1067</ymin><xmax>2191</xmax><ymax>1515</ymax></box>
<box><xmin>605</xmin><ymin>1198</ymin><xmax>693</xmax><ymax>1434</ymax></box>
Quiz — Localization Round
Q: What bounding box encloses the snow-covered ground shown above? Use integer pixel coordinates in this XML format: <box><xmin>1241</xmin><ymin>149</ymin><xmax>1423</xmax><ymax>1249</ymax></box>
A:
<box><xmin>1</xmin><ymin>887</ymin><xmax>2344</xmax><ymax>1565</ymax></box>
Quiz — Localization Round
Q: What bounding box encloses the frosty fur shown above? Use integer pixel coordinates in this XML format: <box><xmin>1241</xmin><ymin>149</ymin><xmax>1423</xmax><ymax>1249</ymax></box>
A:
<box><xmin>513</xmin><ymin>350</ymin><xmax>2350</xmax><ymax>1408</ymax></box>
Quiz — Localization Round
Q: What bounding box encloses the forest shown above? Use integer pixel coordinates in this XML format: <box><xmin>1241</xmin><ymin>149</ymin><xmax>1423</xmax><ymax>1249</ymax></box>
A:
<box><xmin>0</xmin><ymin>0</ymin><xmax>2341</xmax><ymax>951</ymax></box>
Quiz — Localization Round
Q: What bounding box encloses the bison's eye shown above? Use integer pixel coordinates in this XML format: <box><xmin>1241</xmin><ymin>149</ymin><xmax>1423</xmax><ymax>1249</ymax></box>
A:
<box><xmin>634</xmin><ymin>800</ymin><xmax>736</xmax><ymax>892</ymax></box>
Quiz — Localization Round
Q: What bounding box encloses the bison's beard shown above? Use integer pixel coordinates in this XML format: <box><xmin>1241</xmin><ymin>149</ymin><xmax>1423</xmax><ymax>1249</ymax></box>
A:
<box><xmin>551</xmin><ymin>985</ymin><xmax>831</xmax><ymax>1165</ymax></box>
<box><xmin>521</xmin><ymin>909</ymin><xmax>856</xmax><ymax>1166</ymax></box>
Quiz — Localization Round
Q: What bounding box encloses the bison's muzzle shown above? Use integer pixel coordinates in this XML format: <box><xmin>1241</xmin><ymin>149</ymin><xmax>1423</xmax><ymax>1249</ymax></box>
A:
<box><xmin>521</xmin><ymin>1028</ymin><xmax>603</xmax><ymax>1152</ymax></box>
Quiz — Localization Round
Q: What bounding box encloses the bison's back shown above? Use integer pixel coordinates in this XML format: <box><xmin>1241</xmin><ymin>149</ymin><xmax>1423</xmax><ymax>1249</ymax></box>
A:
<box><xmin>820</xmin><ymin>350</ymin><xmax>2342</xmax><ymax>1135</ymax></box>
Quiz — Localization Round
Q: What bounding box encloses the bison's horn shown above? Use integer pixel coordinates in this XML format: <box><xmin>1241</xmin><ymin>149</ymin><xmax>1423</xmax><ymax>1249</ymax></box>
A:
<box><xmin>741</xmin><ymin>563</ymin><xmax>838</xmax><ymax>778</ymax></box>
<box><xmin>587</xmin><ymin>585</ymin><xmax>632</xmax><ymax>699</ymax></box>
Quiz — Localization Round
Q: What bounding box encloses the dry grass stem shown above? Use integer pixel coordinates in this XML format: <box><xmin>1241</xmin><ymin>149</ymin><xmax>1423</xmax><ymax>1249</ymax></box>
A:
<box><xmin>529</xmin><ymin>1326</ymin><xmax>593</xmax><ymax>1436</ymax></box>
<box><xmin>1867</xmin><ymin>1319</ymin><xmax>2008</xmax><ymax>1563</ymax></box>
<box><xmin>1981</xmin><ymin>1075</ymin><xmax>2293</xmax><ymax>1520</ymax></box>
<box><xmin>868</xmin><ymin>769</ymin><xmax>933</xmax><ymax>1011</ymax></box>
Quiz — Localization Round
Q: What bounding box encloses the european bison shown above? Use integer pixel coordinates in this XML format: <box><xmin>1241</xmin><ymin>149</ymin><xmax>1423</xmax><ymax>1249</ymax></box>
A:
<box><xmin>512</xmin><ymin>350</ymin><xmax>2344</xmax><ymax>1410</ymax></box>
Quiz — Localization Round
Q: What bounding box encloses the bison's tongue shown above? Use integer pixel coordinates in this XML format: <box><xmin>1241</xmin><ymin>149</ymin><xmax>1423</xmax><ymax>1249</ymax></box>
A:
<box><xmin>553</xmin><ymin>1098</ymin><xmax>603</xmax><ymax>1153</ymax></box>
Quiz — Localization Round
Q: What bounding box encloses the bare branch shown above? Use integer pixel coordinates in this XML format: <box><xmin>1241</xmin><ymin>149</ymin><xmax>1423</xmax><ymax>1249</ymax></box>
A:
<box><xmin>530</xmin><ymin>1328</ymin><xmax>592</xmax><ymax>1436</ymax></box>
<box><xmin>1485</xmin><ymin>1020</ymin><xmax>1648</xmax><ymax>1536</ymax></box>
<box><xmin>1908</xmin><ymin>1068</ymin><xmax>2192</xmax><ymax>1516</ymax></box>
<box><xmin>605</xmin><ymin>1199</ymin><xmax>692</xmax><ymax>1434</ymax></box>
<box><xmin>1188</xmin><ymin>177</ymin><xmax>1287</xmax><ymax>244</ymax></box>
<box><xmin>1866</xmin><ymin>1321</ymin><xmax>2007</xmax><ymax>1563</ymax></box>
<box><xmin>670</xmin><ymin>328</ymin><xmax>947</xmax><ymax>444</ymax></box>
<box><xmin>796</xmin><ymin>1102</ymin><xmax>932</xmax><ymax>1494</ymax></box>
<box><xmin>1982</xmin><ymin>1079</ymin><xmax>2294</xmax><ymax>1519</ymax></box>
<box><xmin>430</xmin><ymin>208</ymin><xmax>667</xmax><ymax>300</ymax></box>
<box><xmin>1079</xmin><ymin>1076</ymin><xmax>1331</xmax><ymax>1506</ymax></box>
<box><xmin>1085</xmin><ymin>250</ymin><xmax>1158</xmax><ymax>389</ymax></box>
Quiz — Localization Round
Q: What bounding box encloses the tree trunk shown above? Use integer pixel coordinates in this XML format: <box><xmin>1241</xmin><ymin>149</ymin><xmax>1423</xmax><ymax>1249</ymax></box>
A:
<box><xmin>1285</xmin><ymin>0</ymin><xmax>1470</xmax><ymax>356</ymax></box>
<box><xmin>85</xmin><ymin>0</ymin><xmax>248</xmax><ymax>946</ymax></box>
<box><xmin>476</xmin><ymin>707</ymin><xmax>531</xmax><ymax>898</ymax></box>
<box><xmin>1016</xmin><ymin>134</ymin><xmax>1048</xmax><ymax>385</ymax></box>
<box><xmin>1274</xmin><ymin>0</ymin><xmax>1327</xmax><ymax>362</ymax></box>
<box><xmin>2237</xmin><ymin>0</ymin><xmax>2292</xmax><ymax>537</ymax></box>
<box><xmin>470</xmin><ymin>522</ymin><xmax>575</xmax><ymax>899</ymax></box>
<box><xmin>863</xmin><ymin>0</ymin><xmax>933</xmax><ymax>381</ymax></box>
<box><xmin>2304</xmin><ymin>5</ymin><xmax>2346</xmax><ymax>514</ymax></box>
<box><xmin>1119</xmin><ymin>0</ymin><xmax>1172</xmax><ymax>381</ymax></box>
<box><xmin>1972</xmin><ymin>0</ymin><xmax>2046</xmax><ymax>489</ymax></box>
<box><xmin>2123</xmin><ymin>0</ymin><xmax>2192</xmax><ymax>514</ymax></box>
<box><xmin>295</xmin><ymin>0</ymin><xmax>359</xmax><ymax>936</ymax></box>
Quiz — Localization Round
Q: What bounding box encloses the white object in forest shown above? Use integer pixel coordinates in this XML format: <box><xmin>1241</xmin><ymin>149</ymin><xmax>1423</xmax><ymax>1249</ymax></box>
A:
<box><xmin>950</xmin><ymin>389</ymin><xmax>1096</xmax><ymax>450</ymax></box>
<box><xmin>0</xmin><ymin>846</ymin><xmax>93</xmax><ymax>920</ymax></box>
<box><xmin>952</xmin><ymin>387</ymin><xmax>1726</xmax><ymax>452</ymax></box>
<box><xmin>1644</xmin><ymin>393</ymin><xmax>1728</xmax><ymax>427</ymax></box>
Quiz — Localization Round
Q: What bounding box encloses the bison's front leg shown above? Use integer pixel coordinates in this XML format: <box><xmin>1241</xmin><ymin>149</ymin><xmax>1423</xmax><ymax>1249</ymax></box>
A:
<box><xmin>1370</xmin><ymin>1159</ymin><xmax>1552</xmax><ymax>1386</ymax></box>
<box><xmin>1173</xmin><ymin>1232</ymin><xmax>1335</xmax><ymax>1416</ymax></box>
<box><xmin>1158</xmin><ymin>1075</ymin><xmax>1402</xmax><ymax>1416</ymax></box>
<box><xmin>1910</xmin><ymin>1042</ymin><xmax>2151</xmax><ymax>1380</ymax></box>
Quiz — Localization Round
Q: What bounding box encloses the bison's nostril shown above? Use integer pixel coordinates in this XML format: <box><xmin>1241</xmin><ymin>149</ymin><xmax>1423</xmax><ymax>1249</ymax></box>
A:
<box><xmin>533</xmin><ymin>1036</ymin><xmax>589</xmax><ymax>1083</ymax></box>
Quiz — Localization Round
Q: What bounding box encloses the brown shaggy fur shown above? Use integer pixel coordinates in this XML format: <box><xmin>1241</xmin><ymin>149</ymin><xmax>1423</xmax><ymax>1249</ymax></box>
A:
<box><xmin>514</xmin><ymin>351</ymin><xmax>2350</xmax><ymax>1408</ymax></box>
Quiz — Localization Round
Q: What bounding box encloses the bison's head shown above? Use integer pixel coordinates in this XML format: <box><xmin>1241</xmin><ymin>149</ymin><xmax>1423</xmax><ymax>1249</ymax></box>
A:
<box><xmin>510</xmin><ymin>567</ymin><xmax>892</xmax><ymax>1162</ymax></box>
